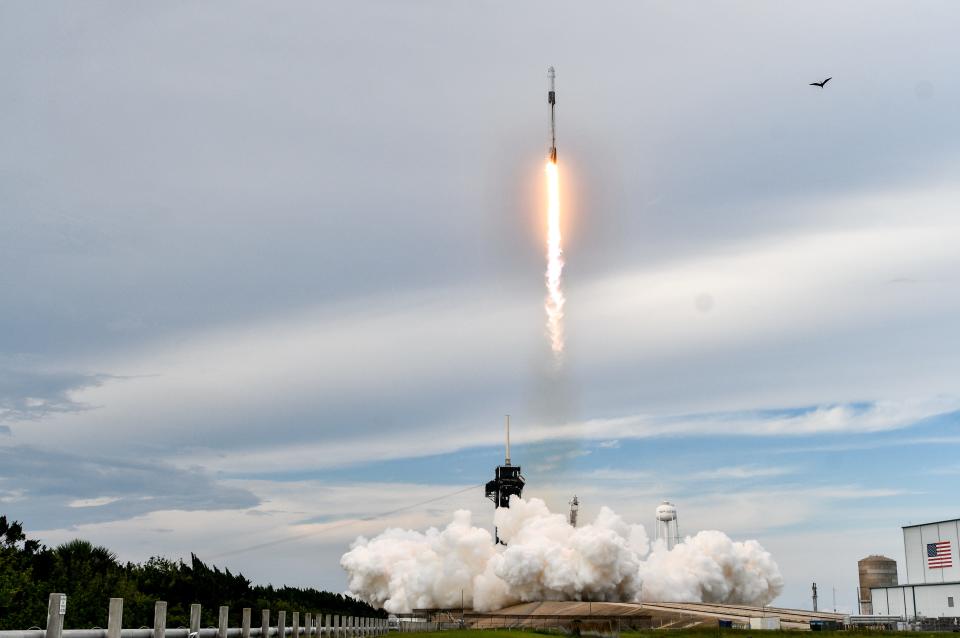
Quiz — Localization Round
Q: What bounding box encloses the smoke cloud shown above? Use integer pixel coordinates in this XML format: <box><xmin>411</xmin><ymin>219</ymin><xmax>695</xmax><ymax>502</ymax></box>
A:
<box><xmin>340</xmin><ymin>497</ymin><xmax>783</xmax><ymax>612</ymax></box>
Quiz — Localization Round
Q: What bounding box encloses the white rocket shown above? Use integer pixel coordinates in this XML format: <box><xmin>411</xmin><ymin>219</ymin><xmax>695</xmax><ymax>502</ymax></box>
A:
<box><xmin>548</xmin><ymin>66</ymin><xmax>557</xmax><ymax>163</ymax></box>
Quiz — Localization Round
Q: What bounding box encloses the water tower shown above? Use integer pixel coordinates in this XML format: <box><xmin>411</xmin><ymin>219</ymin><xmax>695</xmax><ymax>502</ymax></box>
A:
<box><xmin>655</xmin><ymin>501</ymin><xmax>680</xmax><ymax>549</ymax></box>
<box><xmin>858</xmin><ymin>555</ymin><xmax>898</xmax><ymax>614</ymax></box>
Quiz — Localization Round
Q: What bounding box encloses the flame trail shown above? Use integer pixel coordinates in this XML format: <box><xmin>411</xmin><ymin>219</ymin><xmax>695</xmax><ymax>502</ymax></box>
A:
<box><xmin>545</xmin><ymin>160</ymin><xmax>565</xmax><ymax>359</ymax></box>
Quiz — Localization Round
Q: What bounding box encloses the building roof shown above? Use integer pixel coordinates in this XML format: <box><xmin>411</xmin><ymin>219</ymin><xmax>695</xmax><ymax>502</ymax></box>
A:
<box><xmin>902</xmin><ymin>517</ymin><xmax>960</xmax><ymax>529</ymax></box>
<box><xmin>871</xmin><ymin>581</ymin><xmax>960</xmax><ymax>590</ymax></box>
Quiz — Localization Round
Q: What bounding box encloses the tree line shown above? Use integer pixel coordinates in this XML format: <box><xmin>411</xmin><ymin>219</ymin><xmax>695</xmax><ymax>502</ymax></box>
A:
<box><xmin>0</xmin><ymin>516</ymin><xmax>383</xmax><ymax>629</ymax></box>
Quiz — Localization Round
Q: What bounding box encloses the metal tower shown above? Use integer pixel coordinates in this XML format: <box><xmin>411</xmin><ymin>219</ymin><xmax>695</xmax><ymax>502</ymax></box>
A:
<box><xmin>485</xmin><ymin>415</ymin><xmax>525</xmax><ymax>544</ymax></box>
<box><xmin>655</xmin><ymin>501</ymin><xmax>680</xmax><ymax>550</ymax></box>
<box><xmin>568</xmin><ymin>495</ymin><xmax>579</xmax><ymax>528</ymax></box>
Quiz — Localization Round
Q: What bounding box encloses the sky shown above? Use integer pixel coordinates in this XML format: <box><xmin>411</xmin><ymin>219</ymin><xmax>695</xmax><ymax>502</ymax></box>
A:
<box><xmin>2</xmin><ymin>0</ymin><xmax>960</xmax><ymax>613</ymax></box>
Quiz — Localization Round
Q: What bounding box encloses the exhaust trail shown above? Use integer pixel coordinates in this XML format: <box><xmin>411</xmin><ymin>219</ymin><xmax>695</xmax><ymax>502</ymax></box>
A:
<box><xmin>544</xmin><ymin>66</ymin><xmax>565</xmax><ymax>361</ymax></box>
<box><xmin>545</xmin><ymin>159</ymin><xmax>565</xmax><ymax>359</ymax></box>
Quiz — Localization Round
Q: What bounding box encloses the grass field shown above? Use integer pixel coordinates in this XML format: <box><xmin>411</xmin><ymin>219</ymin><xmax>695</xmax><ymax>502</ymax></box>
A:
<box><xmin>393</xmin><ymin>629</ymin><xmax>950</xmax><ymax>638</ymax></box>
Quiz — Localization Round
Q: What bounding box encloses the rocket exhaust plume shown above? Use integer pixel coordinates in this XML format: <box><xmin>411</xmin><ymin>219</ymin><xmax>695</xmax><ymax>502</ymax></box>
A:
<box><xmin>544</xmin><ymin>67</ymin><xmax>565</xmax><ymax>361</ymax></box>
<box><xmin>340</xmin><ymin>497</ymin><xmax>784</xmax><ymax>613</ymax></box>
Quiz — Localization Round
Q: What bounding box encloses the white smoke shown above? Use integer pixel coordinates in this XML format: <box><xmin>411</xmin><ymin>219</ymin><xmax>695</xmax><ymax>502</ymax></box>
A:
<box><xmin>340</xmin><ymin>497</ymin><xmax>783</xmax><ymax>612</ymax></box>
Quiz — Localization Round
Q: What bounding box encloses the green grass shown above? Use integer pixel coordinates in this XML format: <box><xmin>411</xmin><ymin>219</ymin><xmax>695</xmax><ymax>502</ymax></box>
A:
<box><xmin>395</xmin><ymin>630</ymin><xmax>952</xmax><ymax>638</ymax></box>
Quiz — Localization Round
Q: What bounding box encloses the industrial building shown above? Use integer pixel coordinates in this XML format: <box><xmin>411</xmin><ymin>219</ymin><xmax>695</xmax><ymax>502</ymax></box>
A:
<box><xmin>869</xmin><ymin>517</ymin><xmax>960</xmax><ymax>620</ymax></box>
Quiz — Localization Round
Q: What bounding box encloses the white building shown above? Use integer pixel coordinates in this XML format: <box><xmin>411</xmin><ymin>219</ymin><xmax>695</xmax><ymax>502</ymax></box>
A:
<box><xmin>871</xmin><ymin>518</ymin><xmax>960</xmax><ymax>619</ymax></box>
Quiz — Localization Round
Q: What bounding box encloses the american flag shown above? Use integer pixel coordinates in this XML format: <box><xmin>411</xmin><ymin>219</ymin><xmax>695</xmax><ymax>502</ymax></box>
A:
<box><xmin>927</xmin><ymin>541</ymin><xmax>953</xmax><ymax>569</ymax></box>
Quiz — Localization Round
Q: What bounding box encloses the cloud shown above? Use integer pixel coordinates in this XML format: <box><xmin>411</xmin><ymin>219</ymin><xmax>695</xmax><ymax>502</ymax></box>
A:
<box><xmin>581</xmin><ymin>469</ymin><xmax>652</xmax><ymax>482</ymax></box>
<box><xmin>0</xmin><ymin>366</ymin><xmax>110</xmax><ymax>425</ymax></box>
<box><xmin>68</xmin><ymin>496</ymin><xmax>122</xmax><ymax>508</ymax></box>
<box><xmin>0</xmin><ymin>445</ymin><xmax>258</xmax><ymax>527</ymax></box>
<box><xmin>13</xmin><ymin>202</ymin><xmax>960</xmax><ymax>474</ymax></box>
<box><xmin>532</xmin><ymin>448</ymin><xmax>591</xmax><ymax>472</ymax></box>
<box><xmin>690</xmin><ymin>466</ymin><xmax>796</xmax><ymax>481</ymax></box>
<box><xmin>926</xmin><ymin>464</ymin><xmax>960</xmax><ymax>475</ymax></box>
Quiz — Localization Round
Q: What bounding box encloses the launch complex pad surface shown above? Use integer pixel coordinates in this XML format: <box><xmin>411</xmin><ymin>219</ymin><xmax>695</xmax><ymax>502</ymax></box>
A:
<box><xmin>412</xmin><ymin>601</ymin><xmax>847</xmax><ymax>632</ymax></box>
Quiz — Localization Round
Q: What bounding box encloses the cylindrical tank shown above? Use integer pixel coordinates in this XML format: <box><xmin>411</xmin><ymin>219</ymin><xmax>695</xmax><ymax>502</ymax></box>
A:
<box><xmin>858</xmin><ymin>555</ymin><xmax>898</xmax><ymax>614</ymax></box>
<box><xmin>656</xmin><ymin>501</ymin><xmax>677</xmax><ymax>521</ymax></box>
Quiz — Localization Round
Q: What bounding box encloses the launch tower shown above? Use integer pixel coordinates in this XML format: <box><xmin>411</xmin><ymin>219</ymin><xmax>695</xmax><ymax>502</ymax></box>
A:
<box><xmin>485</xmin><ymin>415</ymin><xmax>525</xmax><ymax>544</ymax></box>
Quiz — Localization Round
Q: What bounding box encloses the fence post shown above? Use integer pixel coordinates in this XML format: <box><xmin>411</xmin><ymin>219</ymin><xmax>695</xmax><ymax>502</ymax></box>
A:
<box><xmin>278</xmin><ymin>611</ymin><xmax>286</xmax><ymax>638</ymax></box>
<box><xmin>292</xmin><ymin>613</ymin><xmax>299</xmax><ymax>638</ymax></box>
<box><xmin>190</xmin><ymin>604</ymin><xmax>202</xmax><ymax>637</ymax></box>
<box><xmin>107</xmin><ymin>598</ymin><xmax>124</xmax><ymax>638</ymax></box>
<box><xmin>242</xmin><ymin>608</ymin><xmax>251</xmax><ymax>638</ymax></box>
<box><xmin>262</xmin><ymin>610</ymin><xmax>270</xmax><ymax>638</ymax></box>
<box><xmin>219</xmin><ymin>606</ymin><xmax>229</xmax><ymax>638</ymax></box>
<box><xmin>304</xmin><ymin>614</ymin><xmax>312</xmax><ymax>638</ymax></box>
<box><xmin>154</xmin><ymin>602</ymin><xmax>168</xmax><ymax>638</ymax></box>
<box><xmin>325</xmin><ymin>615</ymin><xmax>331</xmax><ymax>638</ymax></box>
<box><xmin>45</xmin><ymin>593</ymin><xmax>67</xmax><ymax>638</ymax></box>
<box><xmin>332</xmin><ymin>616</ymin><xmax>339</xmax><ymax>638</ymax></box>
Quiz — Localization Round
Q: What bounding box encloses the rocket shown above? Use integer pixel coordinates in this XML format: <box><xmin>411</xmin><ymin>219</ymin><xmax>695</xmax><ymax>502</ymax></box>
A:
<box><xmin>548</xmin><ymin>66</ymin><xmax>557</xmax><ymax>163</ymax></box>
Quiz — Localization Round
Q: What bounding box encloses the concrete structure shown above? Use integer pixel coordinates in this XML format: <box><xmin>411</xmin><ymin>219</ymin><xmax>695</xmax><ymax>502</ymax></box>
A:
<box><xmin>870</xmin><ymin>517</ymin><xmax>960</xmax><ymax>620</ymax></box>
<box><xmin>858</xmin><ymin>555</ymin><xmax>898</xmax><ymax>614</ymax></box>
<box><xmin>421</xmin><ymin>601</ymin><xmax>846</xmax><ymax>631</ymax></box>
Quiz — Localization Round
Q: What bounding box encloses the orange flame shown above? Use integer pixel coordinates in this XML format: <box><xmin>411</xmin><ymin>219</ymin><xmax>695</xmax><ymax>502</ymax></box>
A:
<box><xmin>545</xmin><ymin>160</ymin><xmax>565</xmax><ymax>360</ymax></box>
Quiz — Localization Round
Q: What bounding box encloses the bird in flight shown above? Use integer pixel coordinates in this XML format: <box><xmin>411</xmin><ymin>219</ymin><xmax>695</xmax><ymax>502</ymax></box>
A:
<box><xmin>810</xmin><ymin>77</ymin><xmax>832</xmax><ymax>88</ymax></box>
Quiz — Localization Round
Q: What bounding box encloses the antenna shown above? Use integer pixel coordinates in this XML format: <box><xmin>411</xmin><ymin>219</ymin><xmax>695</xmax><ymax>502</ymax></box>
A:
<box><xmin>505</xmin><ymin>414</ymin><xmax>511</xmax><ymax>465</ymax></box>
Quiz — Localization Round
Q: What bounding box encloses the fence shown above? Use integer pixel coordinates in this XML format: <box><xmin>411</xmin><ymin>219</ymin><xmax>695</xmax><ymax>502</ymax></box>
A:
<box><xmin>0</xmin><ymin>594</ymin><xmax>388</xmax><ymax>638</ymax></box>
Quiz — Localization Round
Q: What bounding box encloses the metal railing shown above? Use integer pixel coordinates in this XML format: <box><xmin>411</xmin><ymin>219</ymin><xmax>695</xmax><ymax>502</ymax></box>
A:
<box><xmin>0</xmin><ymin>595</ymin><xmax>388</xmax><ymax>638</ymax></box>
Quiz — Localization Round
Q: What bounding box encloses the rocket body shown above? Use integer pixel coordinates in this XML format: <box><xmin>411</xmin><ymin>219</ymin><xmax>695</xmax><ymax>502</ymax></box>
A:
<box><xmin>547</xmin><ymin>66</ymin><xmax>557</xmax><ymax>163</ymax></box>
